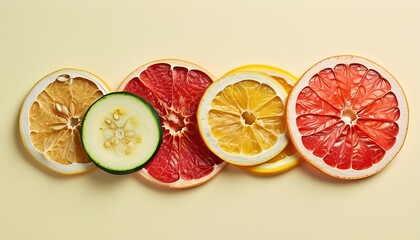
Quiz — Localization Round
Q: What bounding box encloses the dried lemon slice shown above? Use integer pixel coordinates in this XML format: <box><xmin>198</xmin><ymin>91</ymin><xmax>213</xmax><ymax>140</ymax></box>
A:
<box><xmin>225</xmin><ymin>65</ymin><xmax>301</xmax><ymax>175</ymax></box>
<box><xmin>19</xmin><ymin>68</ymin><xmax>110</xmax><ymax>174</ymax></box>
<box><xmin>197</xmin><ymin>71</ymin><xmax>289</xmax><ymax>166</ymax></box>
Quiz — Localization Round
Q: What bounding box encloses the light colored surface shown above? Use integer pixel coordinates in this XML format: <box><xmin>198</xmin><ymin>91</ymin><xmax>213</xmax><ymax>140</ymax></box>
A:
<box><xmin>1</xmin><ymin>0</ymin><xmax>419</xmax><ymax>239</ymax></box>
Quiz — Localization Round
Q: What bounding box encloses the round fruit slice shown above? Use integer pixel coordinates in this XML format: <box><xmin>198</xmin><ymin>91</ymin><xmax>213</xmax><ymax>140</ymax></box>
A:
<box><xmin>225</xmin><ymin>65</ymin><xmax>301</xmax><ymax>175</ymax></box>
<box><xmin>81</xmin><ymin>92</ymin><xmax>162</xmax><ymax>174</ymax></box>
<box><xmin>19</xmin><ymin>68</ymin><xmax>110</xmax><ymax>174</ymax></box>
<box><xmin>197</xmin><ymin>70</ymin><xmax>289</xmax><ymax>166</ymax></box>
<box><xmin>286</xmin><ymin>55</ymin><xmax>409</xmax><ymax>179</ymax></box>
<box><xmin>118</xmin><ymin>59</ymin><xmax>226</xmax><ymax>188</ymax></box>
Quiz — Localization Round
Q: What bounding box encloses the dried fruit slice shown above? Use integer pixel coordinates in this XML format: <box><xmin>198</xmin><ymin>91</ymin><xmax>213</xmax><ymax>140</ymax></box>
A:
<box><xmin>118</xmin><ymin>59</ymin><xmax>226</xmax><ymax>188</ymax></box>
<box><xmin>238</xmin><ymin>141</ymin><xmax>300</xmax><ymax>176</ymax></box>
<box><xmin>81</xmin><ymin>92</ymin><xmax>162</xmax><ymax>174</ymax></box>
<box><xmin>286</xmin><ymin>55</ymin><xmax>409</xmax><ymax>179</ymax></box>
<box><xmin>224</xmin><ymin>65</ymin><xmax>301</xmax><ymax>175</ymax></box>
<box><xmin>197</xmin><ymin>70</ymin><xmax>289</xmax><ymax>166</ymax></box>
<box><xmin>19</xmin><ymin>69</ymin><xmax>110</xmax><ymax>174</ymax></box>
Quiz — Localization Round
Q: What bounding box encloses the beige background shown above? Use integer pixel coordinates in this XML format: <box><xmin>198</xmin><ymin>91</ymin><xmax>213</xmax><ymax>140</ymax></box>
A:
<box><xmin>1</xmin><ymin>0</ymin><xmax>419</xmax><ymax>239</ymax></box>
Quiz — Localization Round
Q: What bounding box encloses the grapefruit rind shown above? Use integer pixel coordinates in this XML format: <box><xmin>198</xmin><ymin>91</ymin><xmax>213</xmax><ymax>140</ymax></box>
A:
<box><xmin>118</xmin><ymin>59</ymin><xmax>227</xmax><ymax>189</ymax></box>
<box><xmin>19</xmin><ymin>68</ymin><xmax>111</xmax><ymax>175</ymax></box>
<box><xmin>198</xmin><ymin>71</ymin><xmax>289</xmax><ymax>166</ymax></box>
<box><xmin>286</xmin><ymin>55</ymin><xmax>409</xmax><ymax>179</ymax></box>
<box><xmin>120</xmin><ymin>59</ymin><xmax>217</xmax><ymax>88</ymax></box>
<box><xmin>137</xmin><ymin>162</ymin><xmax>226</xmax><ymax>189</ymax></box>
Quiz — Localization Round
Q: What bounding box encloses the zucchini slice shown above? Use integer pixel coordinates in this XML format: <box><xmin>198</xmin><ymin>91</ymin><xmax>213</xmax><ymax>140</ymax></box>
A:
<box><xmin>81</xmin><ymin>92</ymin><xmax>162</xmax><ymax>174</ymax></box>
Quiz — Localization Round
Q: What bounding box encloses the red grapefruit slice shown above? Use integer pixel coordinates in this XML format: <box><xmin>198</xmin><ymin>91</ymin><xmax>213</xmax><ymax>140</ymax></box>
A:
<box><xmin>118</xmin><ymin>59</ymin><xmax>226</xmax><ymax>188</ymax></box>
<box><xmin>286</xmin><ymin>55</ymin><xmax>408</xmax><ymax>179</ymax></box>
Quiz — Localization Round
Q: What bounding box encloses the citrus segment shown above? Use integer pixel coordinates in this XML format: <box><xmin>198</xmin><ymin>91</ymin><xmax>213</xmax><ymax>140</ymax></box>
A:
<box><xmin>287</xmin><ymin>55</ymin><xmax>408</xmax><ymax>179</ymax></box>
<box><xmin>19</xmin><ymin>69</ymin><xmax>110</xmax><ymax>174</ymax></box>
<box><xmin>209</xmin><ymin>80</ymin><xmax>285</xmax><ymax>156</ymax></box>
<box><xmin>198</xmin><ymin>71</ymin><xmax>289</xmax><ymax>166</ymax></box>
<box><xmin>118</xmin><ymin>59</ymin><xmax>226</xmax><ymax>188</ymax></box>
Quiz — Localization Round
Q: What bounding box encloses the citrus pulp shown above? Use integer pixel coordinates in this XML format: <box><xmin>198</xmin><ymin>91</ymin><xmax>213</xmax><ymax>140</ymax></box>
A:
<box><xmin>286</xmin><ymin>55</ymin><xmax>408</xmax><ymax>179</ymax></box>
<box><xmin>197</xmin><ymin>70</ymin><xmax>289</xmax><ymax>166</ymax></box>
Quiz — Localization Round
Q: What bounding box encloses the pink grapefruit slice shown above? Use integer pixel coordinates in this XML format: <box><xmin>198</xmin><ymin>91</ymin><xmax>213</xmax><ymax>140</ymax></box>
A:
<box><xmin>118</xmin><ymin>59</ymin><xmax>226</xmax><ymax>188</ymax></box>
<box><xmin>286</xmin><ymin>55</ymin><xmax>408</xmax><ymax>179</ymax></box>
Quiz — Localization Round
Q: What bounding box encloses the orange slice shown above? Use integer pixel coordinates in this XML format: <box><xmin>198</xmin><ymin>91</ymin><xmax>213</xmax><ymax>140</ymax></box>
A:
<box><xmin>19</xmin><ymin>69</ymin><xmax>110</xmax><ymax>174</ymax></box>
<box><xmin>286</xmin><ymin>55</ymin><xmax>409</xmax><ymax>179</ymax></box>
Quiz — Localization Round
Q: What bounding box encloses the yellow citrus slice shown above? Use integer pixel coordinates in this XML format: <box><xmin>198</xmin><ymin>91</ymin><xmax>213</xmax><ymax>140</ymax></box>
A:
<box><xmin>238</xmin><ymin>141</ymin><xmax>300</xmax><ymax>176</ymax></box>
<box><xmin>225</xmin><ymin>65</ymin><xmax>301</xmax><ymax>175</ymax></box>
<box><xmin>197</xmin><ymin>70</ymin><xmax>289</xmax><ymax>166</ymax></box>
<box><xmin>19</xmin><ymin>69</ymin><xmax>110</xmax><ymax>174</ymax></box>
<box><xmin>286</xmin><ymin>55</ymin><xmax>409</xmax><ymax>179</ymax></box>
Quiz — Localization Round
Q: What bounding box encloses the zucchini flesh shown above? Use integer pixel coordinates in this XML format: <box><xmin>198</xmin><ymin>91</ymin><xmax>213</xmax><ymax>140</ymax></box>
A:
<box><xmin>81</xmin><ymin>92</ymin><xmax>162</xmax><ymax>174</ymax></box>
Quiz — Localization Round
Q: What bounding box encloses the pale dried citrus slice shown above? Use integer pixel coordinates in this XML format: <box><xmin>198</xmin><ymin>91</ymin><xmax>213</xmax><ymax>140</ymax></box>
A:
<box><xmin>286</xmin><ymin>55</ymin><xmax>409</xmax><ymax>179</ymax></box>
<box><xmin>197</xmin><ymin>70</ymin><xmax>289</xmax><ymax>166</ymax></box>
<box><xmin>224</xmin><ymin>65</ymin><xmax>301</xmax><ymax>175</ymax></box>
<box><xmin>19</xmin><ymin>69</ymin><xmax>110</xmax><ymax>174</ymax></box>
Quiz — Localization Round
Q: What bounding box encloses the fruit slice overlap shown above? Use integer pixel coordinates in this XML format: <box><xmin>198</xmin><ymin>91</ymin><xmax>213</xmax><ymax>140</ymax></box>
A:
<box><xmin>286</xmin><ymin>55</ymin><xmax>408</xmax><ymax>179</ymax></box>
<box><xmin>198</xmin><ymin>70</ymin><xmax>289</xmax><ymax>166</ymax></box>
<box><xmin>19</xmin><ymin>69</ymin><xmax>110</xmax><ymax>174</ymax></box>
<box><xmin>238</xmin><ymin>141</ymin><xmax>300</xmax><ymax>176</ymax></box>
<box><xmin>223</xmin><ymin>65</ymin><xmax>301</xmax><ymax>175</ymax></box>
<box><xmin>118</xmin><ymin>59</ymin><xmax>226</xmax><ymax>188</ymax></box>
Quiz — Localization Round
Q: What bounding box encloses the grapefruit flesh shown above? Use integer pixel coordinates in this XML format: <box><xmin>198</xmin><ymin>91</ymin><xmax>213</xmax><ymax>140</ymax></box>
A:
<box><xmin>119</xmin><ymin>60</ymin><xmax>225</xmax><ymax>188</ymax></box>
<box><xmin>287</xmin><ymin>56</ymin><xmax>408</xmax><ymax>179</ymax></box>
